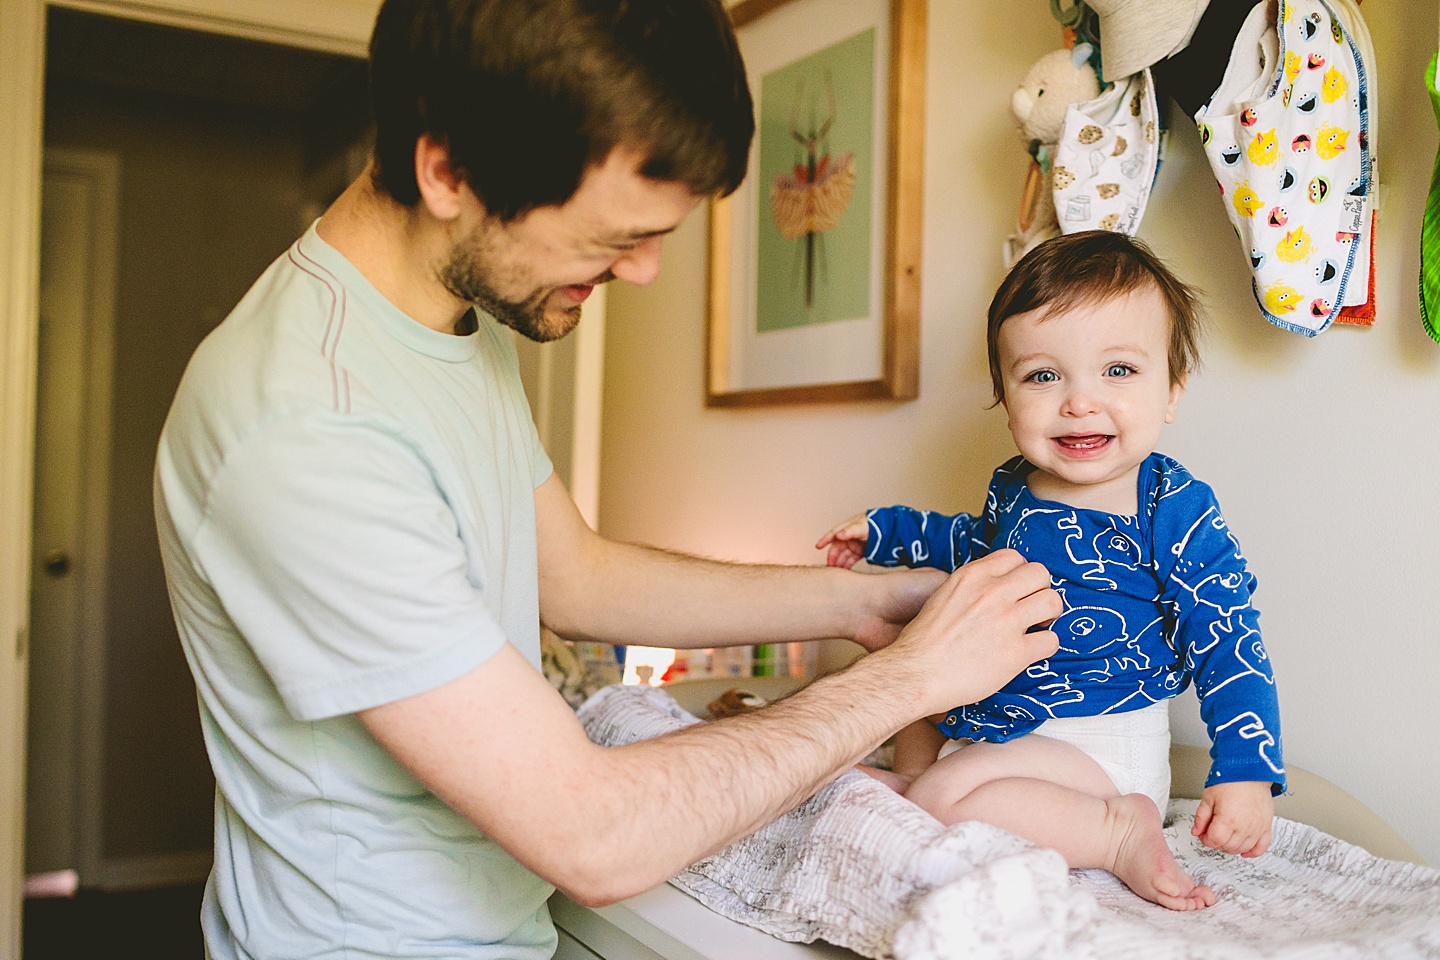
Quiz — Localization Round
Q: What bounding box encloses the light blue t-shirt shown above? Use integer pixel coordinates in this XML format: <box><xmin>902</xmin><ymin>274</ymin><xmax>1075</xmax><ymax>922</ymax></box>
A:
<box><xmin>155</xmin><ymin>224</ymin><xmax>557</xmax><ymax>959</ymax></box>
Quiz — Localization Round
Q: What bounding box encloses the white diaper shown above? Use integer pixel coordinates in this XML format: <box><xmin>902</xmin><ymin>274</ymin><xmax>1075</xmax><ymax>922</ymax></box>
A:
<box><xmin>938</xmin><ymin>699</ymin><xmax>1172</xmax><ymax>815</ymax></box>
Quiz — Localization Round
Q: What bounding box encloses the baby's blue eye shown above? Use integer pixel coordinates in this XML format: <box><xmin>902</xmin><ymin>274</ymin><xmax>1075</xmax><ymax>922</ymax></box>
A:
<box><xmin>1106</xmin><ymin>364</ymin><xmax>1133</xmax><ymax>378</ymax></box>
<box><xmin>1027</xmin><ymin>370</ymin><xmax>1059</xmax><ymax>383</ymax></box>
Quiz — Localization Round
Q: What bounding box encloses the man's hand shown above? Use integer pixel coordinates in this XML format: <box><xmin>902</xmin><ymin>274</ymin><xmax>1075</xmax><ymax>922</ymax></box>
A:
<box><xmin>1192</xmin><ymin>780</ymin><xmax>1274</xmax><ymax>858</ymax></box>
<box><xmin>881</xmin><ymin>549</ymin><xmax>1061</xmax><ymax>717</ymax></box>
<box><xmin>816</xmin><ymin>513</ymin><xmax>870</xmax><ymax>569</ymax></box>
<box><xmin>849</xmin><ymin>567</ymin><xmax>948</xmax><ymax>652</ymax></box>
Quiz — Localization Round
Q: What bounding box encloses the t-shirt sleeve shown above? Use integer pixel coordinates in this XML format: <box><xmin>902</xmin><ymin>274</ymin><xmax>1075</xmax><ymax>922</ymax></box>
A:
<box><xmin>1155</xmin><ymin>477</ymin><xmax>1287</xmax><ymax>794</ymax></box>
<box><xmin>864</xmin><ymin>506</ymin><xmax>986</xmax><ymax>573</ymax></box>
<box><xmin>192</xmin><ymin>412</ymin><xmax>508</xmax><ymax>722</ymax></box>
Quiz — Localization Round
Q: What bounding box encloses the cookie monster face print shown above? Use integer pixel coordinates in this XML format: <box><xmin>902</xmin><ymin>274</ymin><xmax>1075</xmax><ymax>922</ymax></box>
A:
<box><xmin>863</xmin><ymin>454</ymin><xmax>1285</xmax><ymax>793</ymax></box>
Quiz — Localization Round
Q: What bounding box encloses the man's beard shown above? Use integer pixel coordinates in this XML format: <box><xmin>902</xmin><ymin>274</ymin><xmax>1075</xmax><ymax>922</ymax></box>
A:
<box><xmin>438</xmin><ymin>229</ymin><xmax>588</xmax><ymax>344</ymax></box>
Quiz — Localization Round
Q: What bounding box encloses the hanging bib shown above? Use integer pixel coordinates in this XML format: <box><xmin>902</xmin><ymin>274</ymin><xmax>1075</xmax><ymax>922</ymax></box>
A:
<box><xmin>1052</xmin><ymin>68</ymin><xmax>1161</xmax><ymax>237</ymax></box>
<box><xmin>1196</xmin><ymin>0</ymin><xmax>1370</xmax><ymax>336</ymax></box>
<box><xmin>1423</xmin><ymin>50</ymin><xmax>1440</xmax><ymax>343</ymax></box>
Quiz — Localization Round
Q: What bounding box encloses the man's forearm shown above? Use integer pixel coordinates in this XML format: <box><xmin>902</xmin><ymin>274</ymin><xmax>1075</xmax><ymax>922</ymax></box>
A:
<box><xmin>544</xmin><ymin>536</ymin><xmax>865</xmax><ymax>648</ymax></box>
<box><xmin>363</xmin><ymin>639</ymin><xmax>928</xmax><ymax>907</ymax></box>
<box><xmin>535</xmin><ymin>474</ymin><xmax>932</xmax><ymax>650</ymax></box>
<box><xmin>579</xmin><ymin>658</ymin><xmax>925</xmax><ymax>898</ymax></box>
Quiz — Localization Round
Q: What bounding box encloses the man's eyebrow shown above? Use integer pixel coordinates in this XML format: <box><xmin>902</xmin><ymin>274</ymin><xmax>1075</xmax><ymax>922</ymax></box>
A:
<box><xmin>602</xmin><ymin>225</ymin><xmax>678</xmax><ymax>244</ymax></box>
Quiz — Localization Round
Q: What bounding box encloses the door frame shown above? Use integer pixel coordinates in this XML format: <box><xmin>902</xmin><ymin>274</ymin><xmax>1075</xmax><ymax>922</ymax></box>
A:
<box><xmin>0</xmin><ymin>1</ymin><xmax>377</xmax><ymax>952</ymax></box>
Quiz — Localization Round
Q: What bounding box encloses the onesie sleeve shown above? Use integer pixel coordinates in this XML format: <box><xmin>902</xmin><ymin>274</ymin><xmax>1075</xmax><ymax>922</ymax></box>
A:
<box><xmin>191</xmin><ymin>411</ymin><xmax>509</xmax><ymax>722</ymax></box>
<box><xmin>1154</xmin><ymin>475</ymin><xmax>1286</xmax><ymax>794</ymax></box>
<box><xmin>864</xmin><ymin>505</ymin><xmax>988</xmax><ymax>573</ymax></box>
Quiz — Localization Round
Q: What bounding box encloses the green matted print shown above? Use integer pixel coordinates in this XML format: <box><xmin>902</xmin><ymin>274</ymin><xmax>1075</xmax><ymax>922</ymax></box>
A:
<box><xmin>755</xmin><ymin>28</ymin><xmax>875</xmax><ymax>333</ymax></box>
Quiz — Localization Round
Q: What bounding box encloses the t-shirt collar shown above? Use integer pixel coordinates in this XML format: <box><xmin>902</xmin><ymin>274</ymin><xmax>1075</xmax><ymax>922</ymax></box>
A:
<box><xmin>296</xmin><ymin>221</ymin><xmax>481</xmax><ymax>363</ymax></box>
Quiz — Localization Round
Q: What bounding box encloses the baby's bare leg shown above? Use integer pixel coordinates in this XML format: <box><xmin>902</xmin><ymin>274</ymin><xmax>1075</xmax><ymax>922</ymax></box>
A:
<box><xmin>856</xmin><ymin>765</ymin><xmax>912</xmax><ymax>793</ymax></box>
<box><xmin>906</xmin><ymin>736</ymin><xmax>1214</xmax><ymax>911</ymax></box>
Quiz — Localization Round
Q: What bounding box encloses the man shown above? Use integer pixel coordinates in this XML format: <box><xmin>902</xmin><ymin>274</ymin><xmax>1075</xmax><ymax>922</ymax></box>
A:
<box><xmin>154</xmin><ymin>1</ymin><xmax>1061</xmax><ymax>957</ymax></box>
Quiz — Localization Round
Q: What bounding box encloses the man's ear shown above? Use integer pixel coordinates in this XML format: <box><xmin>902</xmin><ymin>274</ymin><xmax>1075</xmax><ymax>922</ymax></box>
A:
<box><xmin>413</xmin><ymin>133</ymin><xmax>466</xmax><ymax>221</ymax></box>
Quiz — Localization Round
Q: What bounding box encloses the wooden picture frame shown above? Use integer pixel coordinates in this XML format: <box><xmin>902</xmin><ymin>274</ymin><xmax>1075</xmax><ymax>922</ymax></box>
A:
<box><xmin>707</xmin><ymin>0</ymin><xmax>925</xmax><ymax>407</ymax></box>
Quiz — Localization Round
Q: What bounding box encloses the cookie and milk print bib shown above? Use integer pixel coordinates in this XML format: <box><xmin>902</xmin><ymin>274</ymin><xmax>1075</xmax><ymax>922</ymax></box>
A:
<box><xmin>1053</xmin><ymin>67</ymin><xmax>1162</xmax><ymax>238</ymax></box>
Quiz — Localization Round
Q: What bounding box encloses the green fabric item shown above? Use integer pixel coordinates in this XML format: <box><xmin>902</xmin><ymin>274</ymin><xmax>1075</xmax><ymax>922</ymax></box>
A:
<box><xmin>1422</xmin><ymin>51</ymin><xmax>1440</xmax><ymax>343</ymax></box>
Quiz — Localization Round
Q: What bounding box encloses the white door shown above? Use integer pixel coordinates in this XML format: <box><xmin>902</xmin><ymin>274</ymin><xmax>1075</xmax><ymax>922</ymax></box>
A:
<box><xmin>26</xmin><ymin>149</ymin><xmax>119</xmax><ymax>884</ymax></box>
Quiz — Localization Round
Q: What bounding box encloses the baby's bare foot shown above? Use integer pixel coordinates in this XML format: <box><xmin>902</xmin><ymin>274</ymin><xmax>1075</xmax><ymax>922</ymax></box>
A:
<box><xmin>1104</xmin><ymin>794</ymin><xmax>1216</xmax><ymax>911</ymax></box>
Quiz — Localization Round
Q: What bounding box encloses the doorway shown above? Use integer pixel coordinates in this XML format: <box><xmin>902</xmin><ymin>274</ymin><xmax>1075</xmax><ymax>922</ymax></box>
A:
<box><xmin>28</xmin><ymin>0</ymin><xmax>610</xmax><ymax>903</ymax></box>
<box><xmin>27</xmin><ymin>6</ymin><xmax>370</xmax><ymax>897</ymax></box>
<box><xmin>5</xmin><ymin>3</ymin><xmax>609</xmax><ymax>950</ymax></box>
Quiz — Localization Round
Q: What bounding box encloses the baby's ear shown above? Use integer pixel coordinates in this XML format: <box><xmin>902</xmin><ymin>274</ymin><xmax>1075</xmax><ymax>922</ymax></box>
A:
<box><xmin>1165</xmin><ymin>377</ymin><xmax>1187</xmax><ymax>423</ymax></box>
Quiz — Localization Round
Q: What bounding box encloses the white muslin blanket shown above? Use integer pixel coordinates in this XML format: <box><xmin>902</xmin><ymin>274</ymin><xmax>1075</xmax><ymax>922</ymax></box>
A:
<box><xmin>576</xmin><ymin>684</ymin><xmax>1440</xmax><ymax>960</ymax></box>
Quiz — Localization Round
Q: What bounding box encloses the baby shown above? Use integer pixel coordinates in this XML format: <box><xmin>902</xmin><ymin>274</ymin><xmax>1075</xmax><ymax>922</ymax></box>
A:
<box><xmin>818</xmin><ymin>231</ymin><xmax>1284</xmax><ymax>911</ymax></box>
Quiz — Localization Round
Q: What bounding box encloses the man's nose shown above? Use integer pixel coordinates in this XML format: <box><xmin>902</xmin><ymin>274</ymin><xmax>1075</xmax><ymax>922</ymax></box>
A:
<box><xmin>609</xmin><ymin>236</ymin><xmax>664</xmax><ymax>286</ymax></box>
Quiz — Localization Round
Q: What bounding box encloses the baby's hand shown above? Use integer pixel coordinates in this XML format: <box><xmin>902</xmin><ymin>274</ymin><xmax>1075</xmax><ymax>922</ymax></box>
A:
<box><xmin>1192</xmin><ymin>780</ymin><xmax>1274</xmax><ymax>858</ymax></box>
<box><xmin>815</xmin><ymin>513</ymin><xmax>870</xmax><ymax>569</ymax></box>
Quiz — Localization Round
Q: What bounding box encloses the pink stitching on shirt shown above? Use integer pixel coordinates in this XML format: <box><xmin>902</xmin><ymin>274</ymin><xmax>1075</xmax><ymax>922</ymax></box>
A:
<box><xmin>287</xmin><ymin>245</ymin><xmax>349</xmax><ymax>414</ymax></box>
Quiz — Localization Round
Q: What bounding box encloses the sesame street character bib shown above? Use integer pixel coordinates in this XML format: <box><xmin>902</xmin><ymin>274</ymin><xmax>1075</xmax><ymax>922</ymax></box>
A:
<box><xmin>1053</xmin><ymin>67</ymin><xmax>1161</xmax><ymax>237</ymax></box>
<box><xmin>1196</xmin><ymin>0</ymin><xmax>1369</xmax><ymax>336</ymax></box>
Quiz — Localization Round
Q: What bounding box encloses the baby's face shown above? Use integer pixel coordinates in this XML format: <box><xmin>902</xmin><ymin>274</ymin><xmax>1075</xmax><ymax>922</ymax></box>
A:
<box><xmin>997</xmin><ymin>285</ymin><xmax>1184</xmax><ymax>506</ymax></box>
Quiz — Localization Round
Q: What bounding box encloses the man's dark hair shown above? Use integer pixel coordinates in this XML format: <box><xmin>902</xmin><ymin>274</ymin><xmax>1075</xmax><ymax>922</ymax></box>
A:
<box><xmin>368</xmin><ymin>0</ymin><xmax>754</xmax><ymax>220</ymax></box>
<box><xmin>986</xmin><ymin>231</ymin><xmax>1204</xmax><ymax>404</ymax></box>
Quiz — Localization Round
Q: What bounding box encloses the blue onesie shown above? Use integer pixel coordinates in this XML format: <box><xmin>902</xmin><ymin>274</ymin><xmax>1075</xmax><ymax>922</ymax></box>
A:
<box><xmin>866</xmin><ymin>453</ymin><xmax>1286</xmax><ymax>794</ymax></box>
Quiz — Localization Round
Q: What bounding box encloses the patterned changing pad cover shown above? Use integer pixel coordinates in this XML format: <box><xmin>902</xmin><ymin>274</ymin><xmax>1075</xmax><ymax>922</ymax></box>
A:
<box><xmin>578</xmin><ymin>684</ymin><xmax>1440</xmax><ymax>960</ymax></box>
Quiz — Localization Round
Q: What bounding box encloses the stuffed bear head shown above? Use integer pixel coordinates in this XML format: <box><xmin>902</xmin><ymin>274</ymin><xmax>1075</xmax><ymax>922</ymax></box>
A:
<box><xmin>1011</xmin><ymin>43</ymin><xmax>1101</xmax><ymax>146</ymax></box>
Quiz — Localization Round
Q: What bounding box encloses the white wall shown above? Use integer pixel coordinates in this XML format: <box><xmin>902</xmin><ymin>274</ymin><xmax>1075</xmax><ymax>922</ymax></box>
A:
<box><xmin>598</xmin><ymin>0</ymin><xmax>1440</xmax><ymax>866</ymax></box>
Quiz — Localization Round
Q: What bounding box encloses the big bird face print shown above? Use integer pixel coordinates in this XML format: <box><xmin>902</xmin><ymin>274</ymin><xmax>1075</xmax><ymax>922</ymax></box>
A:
<box><xmin>1247</xmin><ymin>129</ymin><xmax>1279</xmax><ymax>166</ymax></box>
<box><xmin>1315</xmin><ymin>124</ymin><xmax>1349</xmax><ymax>160</ymax></box>
<box><xmin>1232</xmin><ymin>183</ymin><xmax>1264</xmax><ymax>218</ymax></box>
<box><xmin>1321</xmin><ymin>63</ymin><xmax>1348</xmax><ymax>103</ymax></box>
<box><xmin>1263</xmin><ymin>283</ymin><xmax>1303</xmax><ymax>314</ymax></box>
<box><xmin>1276</xmin><ymin>226</ymin><xmax>1317</xmax><ymax>263</ymax></box>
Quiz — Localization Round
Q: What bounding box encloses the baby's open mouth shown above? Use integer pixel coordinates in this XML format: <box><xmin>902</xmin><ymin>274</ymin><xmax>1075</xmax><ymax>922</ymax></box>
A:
<box><xmin>1053</xmin><ymin>434</ymin><xmax>1113</xmax><ymax>452</ymax></box>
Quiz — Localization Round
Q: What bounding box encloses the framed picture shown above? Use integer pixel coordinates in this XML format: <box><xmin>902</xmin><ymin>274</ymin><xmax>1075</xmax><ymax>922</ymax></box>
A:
<box><xmin>707</xmin><ymin>0</ymin><xmax>925</xmax><ymax>407</ymax></box>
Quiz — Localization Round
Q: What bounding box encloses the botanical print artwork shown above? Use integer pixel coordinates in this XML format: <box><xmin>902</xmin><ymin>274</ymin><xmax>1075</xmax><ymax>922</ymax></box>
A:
<box><xmin>769</xmin><ymin>76</ymin><xmax>857</xmax><ymax>307</ymax></box>
<box><xmin>756</xmin><ymin>28</ymin><xmax>875</xmax><ymax>332</ymax></box>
